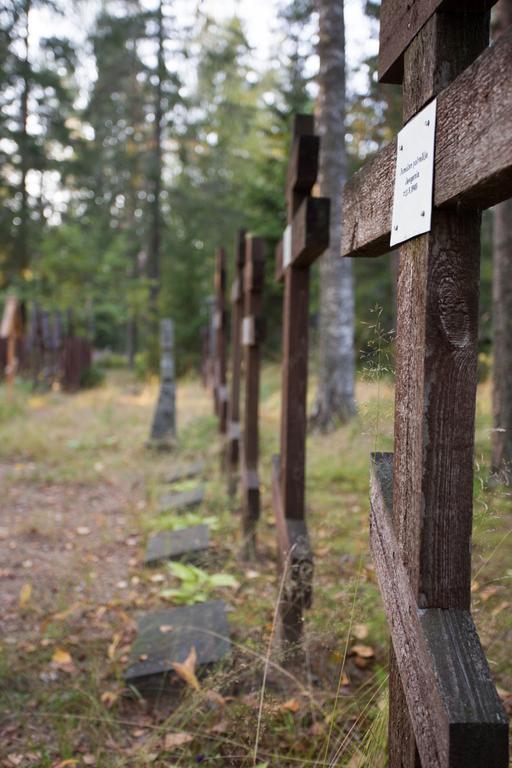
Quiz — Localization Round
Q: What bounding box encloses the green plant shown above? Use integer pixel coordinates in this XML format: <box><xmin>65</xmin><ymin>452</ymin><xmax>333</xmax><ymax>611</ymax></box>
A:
<box><xmin>159</xmin><ymin>562</ymin><xmax>239</xmax><ymax>605</ymax></box>
<box><xmin>154</xmin><ymin>512</ymin><xmax>219</xmax><ymax>532</ymax></box>
<box><xmin>80</xmin><ymin>364</ymin><xmax>105</xmax><ymax>389</ymax></box>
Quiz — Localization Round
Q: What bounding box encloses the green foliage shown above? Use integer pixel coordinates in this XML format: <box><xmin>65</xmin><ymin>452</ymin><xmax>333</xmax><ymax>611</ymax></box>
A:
<box><xmin>159</xmin><ymin>562</ymin><xmax>239</xmax><ymax>605</ymax></box>
<box><xmin>79</xmin><ymin>363</ymin><xmax>105</xmax><ymax>390</ymax></box>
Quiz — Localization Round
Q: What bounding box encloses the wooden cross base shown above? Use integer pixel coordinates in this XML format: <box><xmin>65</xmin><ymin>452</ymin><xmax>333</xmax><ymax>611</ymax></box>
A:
<box><xmin>370</xmin><ymin>453</ymin><xmax>508</xmax><ymax>768</ymax></box>
<box><xmin>272</xmin><ymin>456</ymin><xmax>313</xmax><ymax>652</ymax></box>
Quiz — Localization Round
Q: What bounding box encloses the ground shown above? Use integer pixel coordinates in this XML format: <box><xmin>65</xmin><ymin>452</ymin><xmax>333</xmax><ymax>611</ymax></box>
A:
<box><xmin>0</xmin><ymin>367</ymin><xmax>510</xmax><ymax>767</ymax></box>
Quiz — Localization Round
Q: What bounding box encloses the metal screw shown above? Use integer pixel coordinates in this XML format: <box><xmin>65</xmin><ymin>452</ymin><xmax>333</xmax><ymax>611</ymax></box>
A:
<box><xmin>421</xmin><ymin>210</ymin><xmax>425</xmax><ymax>217</ymax></box>
<box><xmin>399</xmin><ymin>144</ymin><xmax>403</xmax><ymax>151</ymax></box>
<box><xmin>394</xmin><ymin>225</ymin><xmax>398</xmax><ymax>231</ymax></box>
<box><xmin>425</xmin><ymin>119</ymin><xmax>430</xmax><ymax>126</ymax></box>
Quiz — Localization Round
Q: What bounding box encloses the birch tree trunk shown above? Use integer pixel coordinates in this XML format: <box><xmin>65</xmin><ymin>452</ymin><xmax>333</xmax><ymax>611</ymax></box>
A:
<box><xmin>491</xmin><ymin>0</ymin><xmax>512</xmax><ymax>483</ymax></box>
<box><xmin>312</xmin><ymin>0</ymin><xmax>356</xmax><ymax>430</ymax></box>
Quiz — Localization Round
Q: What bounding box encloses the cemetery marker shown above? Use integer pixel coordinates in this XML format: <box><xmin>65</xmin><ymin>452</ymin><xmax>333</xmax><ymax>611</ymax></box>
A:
<box><xmin>272</xmin><ymin>115</ymin><xmax>329</xmax><ymax>651</ymax></box>
<box><xmin>226</xmin><ymin>230</ymin><xmax>246</xmax><ymax>490</ymax></box>
<box><xmin>342</xmin><ymin>4</ymin><xmax>509</xmax><ymax>765</ymax></box>
<box><xmin>214</xmin><ymin>248</ymin><xmax>228</xmax><ymax>433</ymax></box>
<box><xmin>149</xmin><ymin>319</ymin><xmax>176</xmax><ymax>448</ymax></box>
<box><xmin>240</xmin><ymin>235</ymin><xmax>265</xmax><ymax>557</ymax></box>
<box><xmin>144</xmin><ymin>524</ymin><xmax>209</xmax><ymax>565</ymax></box>
<box><xmin>159</xmin><ymin>487</ymin><xmax>205</xmax><ymax>513</ymax></box>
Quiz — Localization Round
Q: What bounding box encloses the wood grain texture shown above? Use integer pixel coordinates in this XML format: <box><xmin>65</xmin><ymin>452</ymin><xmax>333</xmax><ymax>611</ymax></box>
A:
<box><xmin>371</xmin><ymin>454</ymin><xmax>508</xmax><ymax>768</ymax></box>
<box><xmin>272</xmin><ymin>456</ymin><xmax>313</xmax><ymax>649</ymax></box>
<box><xmin>379</xmin><ymin>0</ymin><xmax>496</xmax><ymax>83</ymax></box>
<box><xmin>241</xmin><ymin>236</ymin><xmax>265</xmax><ymax>556</ymax></box>
<box><xmin>291</xmin><ymin>197</ymin><xmax>330</xmax><ymax>269</ymax></box>
<box><xmin>341</xmin><ymin>26</ymin><xmax>512</xmax><ymax>259</ymax></box>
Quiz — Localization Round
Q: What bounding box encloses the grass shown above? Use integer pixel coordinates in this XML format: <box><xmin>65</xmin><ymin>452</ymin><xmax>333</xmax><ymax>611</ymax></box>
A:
<box><xmin>0</xmin><ymin>367</ymin><xmax>510</xmax><ymax>767</ymax></box>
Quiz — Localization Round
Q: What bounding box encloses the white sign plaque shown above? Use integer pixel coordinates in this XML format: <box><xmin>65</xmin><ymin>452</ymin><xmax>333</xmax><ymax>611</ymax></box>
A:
<box><xmin>283</xmin><ymin>224</ymin><xmax>292</xmax><ymax>269</ymax></box>
<box><xmin>242</xmin><ymin>316</ymin><xmax>254</xmax><ymax>346</ymax></box>
<box><xmin>390</xmin><ymin>99</ymin><xmax>437</xmax><ymax>247</ymax></box>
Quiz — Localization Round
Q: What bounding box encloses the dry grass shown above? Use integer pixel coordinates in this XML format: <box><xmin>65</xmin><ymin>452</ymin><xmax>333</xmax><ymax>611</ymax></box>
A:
<box><xmin>0</xmin><ymin>367</ymin><xmax>510</xmax><ymax>767</ymax></box>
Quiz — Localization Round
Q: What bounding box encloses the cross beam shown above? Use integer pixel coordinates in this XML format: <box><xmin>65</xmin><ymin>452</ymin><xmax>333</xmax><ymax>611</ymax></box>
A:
<box><xmin>371</xmin><ymin>454</ymin><xmax>508</xmax><ymax>768</ymax></box>
<box><xmin>379</xmin><ymin>0</ymin><xmax>498</xmax><ymax>83</ymax></box>
<box><xmin>214</xmin><ymin>247</ymin><xmax>228</xmax><ymax>433</ymax></box>
<box><xmin>226</xmin><ymin>230</ymin><xmax>246</xmax><ymax>491</ymax></box>
<box><xmin>341</xmin><ymin>26</ymin><xmax>512</xmax><ymax>259</ymax></box>
<box><xmin>241</xmin><ymin>235</ymin><xmax>265</xmax><ymax>558</ymax></box>
<box><xmin>342</xmin><ymin>7</ymin><xmax>509</xmax><ymax>766</ymax></box>
<box><xmin>272</xmin><ymin>115</ymin><xmax>329</xmax><ymax>651</ymax></box>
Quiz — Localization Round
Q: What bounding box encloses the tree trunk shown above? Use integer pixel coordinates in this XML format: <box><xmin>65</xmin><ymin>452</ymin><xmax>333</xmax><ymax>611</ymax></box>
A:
<box><xmin>491</xmin><ymin>0</ymin><xmax>512</xmax><ymax>483</ymax></box>
<box><xmin>312</xmin><ymin>0</ymin><xmax>356</xmax><ymax>430</ymax></box>
<box><xmin>147</xmin><ymin>0</ymin><xmax>164</xmax><ymax>337</ymax></box>
<box><xmin>18</xmin><ymin>0</ymin><xmax>31</xmax><ymax>273</ymax></box>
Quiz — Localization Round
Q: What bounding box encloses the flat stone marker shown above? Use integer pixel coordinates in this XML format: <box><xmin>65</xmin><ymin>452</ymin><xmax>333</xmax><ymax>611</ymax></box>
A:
<box><xmin>159</xmin><ymin>487</ymin><xmax>204</xmax><ymax>513</ymax></box>
<box><xmin>166</xmin><ymin>461</ymin><xmax>205</xmax><ymax>485</ymax></box>
<box><xmin>144</xmin><ymin>524</ymin><xmax>210</xmax><ymax>565</ymax></box>
<box><xmin>125</xmin><ymin>600</ymin><xmax>231</xmax><ymax>682</ymax></box>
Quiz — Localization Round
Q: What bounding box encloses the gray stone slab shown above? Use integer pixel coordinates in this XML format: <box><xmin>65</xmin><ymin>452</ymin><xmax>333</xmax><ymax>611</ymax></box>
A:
<box><xmin>166</xmin><ymin>461</ymin><xmax>205</xmax><ymax>485</ymax></box>
<box><xmin>144</xmin><ymin>525</ymin><xmax>210</xmax><ymax>565</ymax></box>
<box><xmin>159</xmin><ymin>487</ymin><xmax>204</xmax><ymax>512</ymax></box>
<box><xmin>125</xmin><ymin>600</ymin><xmax>231</xmax><ymax>682</ymax></box>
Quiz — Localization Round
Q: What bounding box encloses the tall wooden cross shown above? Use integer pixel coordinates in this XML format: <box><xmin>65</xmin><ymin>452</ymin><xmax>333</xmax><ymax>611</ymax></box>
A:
<box><xmin>226</xmin><ymin>230</ymin><xmax>246</xmax><ymax>490</ymax></box>
<box><xmin>272</xmin><ymin>115</ymin><xmax>330</xmax><ymax>651</ymax></box>
<box><xmin>342</xmin><ymin>4</ymin><xmax>510</xmax><ymax>766</ymax></box>
<box><xmin>214</xmin><ymin>247</ymin><xmax>228</xmax><ymax>434</ymax></box>
<box><xmin>240</xmin><ymin>235</ymin><xmax>265</xmax><ymax>558</ymax></box>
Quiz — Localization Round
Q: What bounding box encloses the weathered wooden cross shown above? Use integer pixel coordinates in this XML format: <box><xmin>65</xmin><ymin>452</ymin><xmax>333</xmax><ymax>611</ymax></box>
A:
<box><xmin>272</xmin><ymin>115</ymin><xmax>330</xmax><ymax>650</ymax></box>
<box><xmin>240</xmin><ymin>235</ymin><xmax>265</xmax><ymax>557</ymax></box>
<box><xmin>226</xmin><ymin>230</ymin><xmax>246</xmax><ymax>489</ymax></box>
<box><xmin>341</xmin><ymin>4</ymin><xmax>510</xmax><ymax>765</ymax></box>
<box><xmin>213</xmin><ymin>247</ymin><xmax>228</xmax><ymax>434</ymax></box>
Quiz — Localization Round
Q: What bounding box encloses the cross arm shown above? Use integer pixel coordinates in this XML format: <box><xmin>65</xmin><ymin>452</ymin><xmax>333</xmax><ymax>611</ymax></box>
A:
<box><xmin>379</xmin><ymin>0</ymin><xmax>497</xmax><ymax>84</ymax></box>
<box><xmin>370</xmin><ymin>453</ymin><xmax>508</xmax><ymax>768</ymax></box>
<box><xmin>287</xmin><ymin>133</ymin><xmax>320</xmax><ymax>202</ymax></box>
<box><xmin>342</xmin><ymin>27</ymin><xmax>512</xmax><ymax>259</ymax></box>
<box><xmin>275</xmin><ymin>197</ymin><xmax>330</xmax><ymax>282</ymax></box>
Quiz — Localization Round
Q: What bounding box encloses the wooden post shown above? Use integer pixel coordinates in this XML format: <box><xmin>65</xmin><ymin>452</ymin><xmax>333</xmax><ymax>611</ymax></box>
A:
<box><xmin>214</xmin><ymin>249</ymin><xmax>228</xmax><ymax>433</ymax></box>
<box><xmin>342</xmin><ymin>3</ymin><xmax>510</xmax><ymax>765</ymax></box>
<box><xmin>272</xmin><ymin>115</ymin><xmax>330</xmax><ymax>653</ymax></box>
<box><xmin>226</xmin><ymin>230</ymin><xmax>246</xmax><ymax>492</ymax></box>
<box><xmin>241</xmin><ymin>235</ymin><xmax>265</xmax><ymax>557</ymax></box>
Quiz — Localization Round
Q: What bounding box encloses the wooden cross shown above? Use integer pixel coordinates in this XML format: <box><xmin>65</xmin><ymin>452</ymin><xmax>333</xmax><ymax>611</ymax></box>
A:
<box><xmin>272</xmin><ymin>115</ymin><xmax>330</xmax><ymax>651</ymax></box>
<box><xmin>226</xmin><ymin>230</ymin><xmax>246</xmax><ymax>491</ymax></box>
<box><xmin>342</xmin><ymin>4</ymin><xmax>510</xmax><ymax>766</ymax></box>
<box><xmin>214</xmin><ymin>247</ymin><xmax>228</xmax><ymax>434</ymax></box>
<box><xmin>241</xmin><ymin>235</ymin><xmax>265</xmax><ymax>558</ymax></box>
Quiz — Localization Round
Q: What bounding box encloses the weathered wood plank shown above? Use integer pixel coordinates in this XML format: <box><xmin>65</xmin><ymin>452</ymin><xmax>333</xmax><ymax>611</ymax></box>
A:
<box><xmin>272</xmin><ymin>455</ymin><xmax>313</xmax><ymax>649</ymax></box>
<box><xmin>226</xmin><ymin>230</ymin><xmax>246</xmax><ymax>478</ymax></box>
<box><xmin>159</xmin><ymin>487</ymin><xmax>204</xmax><ymax>513</ymax></box>
<box><xmin>144</xmin><ymin>525</ymin><xmax>209</xmax><ymax>565</ymax></box>
<box><xmin>214</xmin><ymin>247</ymin><xmax>228</xmax><ymax>433</ymax></box>
<box><xmin>379</xmin><ymin>0</ymin><xmax>496</xmax><ymax>83</ymax></box>
<box><xmin>370</xmin><ymin>454</ymin><xmax>508</xmax><ymax>768</ymax></box>
<box><xmin>241</xmin><ymin>236</ymin><xmax>265</xmax><ymax>556</ymax></box>
<box><xmin>341</xmin><ymin>27</ymin><xmax>512</xmax><ymax>259</ymax></box>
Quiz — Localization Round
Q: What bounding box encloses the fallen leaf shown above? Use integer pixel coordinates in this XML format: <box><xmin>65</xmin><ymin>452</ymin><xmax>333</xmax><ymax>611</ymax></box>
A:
<box><xmin>53</xmin><ymin>761</ymin><xmax>79</xmax><ymax>768</ymax></box>
<box><xmin>19</xmin><ymin>583</ymin><xmax>32</xmax><ymax>610</ymax></box>
<box><xmin>107</xmin><ymin>633</ymin><xmax>122</xmax><ymax>660</ymax></box>
<box><xmin>209</xmin><ymin>720</ymin><xmax>228</xmax><ymax>733</ymax></box>
<box><xmin>83</xmin><ymin>756</ymin><xmax>95</xmax><ymax>766</ymax></box>
<box><xmin>76</xmin><ymin>526</ymin><xmax>90</xmax><ymax>536</ymax></box>
<box><xmin>171</xmin><ymin>646</ymin><xmax>200</xmax><ymax>691</ymax></box>
<box><xmin>159</xmin><ymin>624</ymin><xmax>173</xmax><ymax>634</ymax></box>
<box><xmin>280</xmin><ymin>698</ymin><xmax>300</xmax><ymax>713</ymax></box>
<box><xmin>164</xmin><ymin>732</ymin><xmax>194</xmax><ymax>750</ymax></box>
<box><xmin>6</xmin><ymin>755</ymin><xmax>25</xmax><ymax>767</ymax></box>
<box><xmin>100</xmin><ymin>691</ymin><xmax>119</xmax><ymax>708</ymax></box>
<box><xmin>352</xmin><ymin>623</ymin><xmax>369</xmax><ymax>640</ymax></box>
<box><xmin>350</xmin><ymin>644</ymin><xmax>375</xmax><ymax>659</ymax></box>
<box><xmin>51</xmin><ymin>648</ymin><xmax>76</xmax><ymax>673</ymax></box>
<box><xmin>205</xmin><ymin>689</ymin><xmax>226</xmax><ymax>707</ymax></box>
<box><xmin>150</xmin><ymin>573</ymin><xmax>165</xmax><ymax>583</ymax></box>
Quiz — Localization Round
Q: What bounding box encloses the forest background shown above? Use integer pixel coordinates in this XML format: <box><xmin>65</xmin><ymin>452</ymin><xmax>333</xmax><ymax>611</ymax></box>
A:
<box><xmin>0</xmin><ymin>0</ymin><xmax>494</xmax><ymax>374</ymax></box>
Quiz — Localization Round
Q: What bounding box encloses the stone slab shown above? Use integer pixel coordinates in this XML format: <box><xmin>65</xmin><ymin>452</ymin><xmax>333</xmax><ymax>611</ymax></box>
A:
<box><xmin>166</xmin><ymin>461</ymin><xmax>205</xmax><ymax>485</ymax></box>
<box><xmin>159</xmin><ymin>487</ymin><xmax>204</xmax><ymax>513</ymax></box>
<box><xmin>144</xmin><ymin>525</ymin><xmax>210</xmax><ymax>565</ymax></box>
<box><xmin>125</xmin><ymin>600</ymin><xmax>231</xmax><ymax>682</ymax></box>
